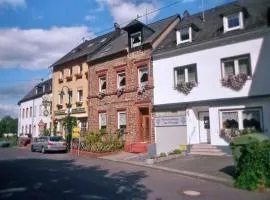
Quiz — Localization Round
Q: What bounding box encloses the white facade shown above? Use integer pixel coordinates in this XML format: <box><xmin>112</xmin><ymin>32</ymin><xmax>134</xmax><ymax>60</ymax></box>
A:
<box><xmin>18</xmin><ymin>94</ymin><xmax>52</xmax><ymax>138</ymax></box>
<box><xmin>153</xmin><ymin>31</ymin><xmax>270</xmax><ymax>148</ymax></box>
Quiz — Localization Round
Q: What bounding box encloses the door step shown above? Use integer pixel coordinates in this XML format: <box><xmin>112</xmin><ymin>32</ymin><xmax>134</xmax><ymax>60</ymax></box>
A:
<box><xmin>189</xmin><ymin>144</ymin><xmax>226</xmax><ymax>156</ymax></box>
<box><xmin>124</xmin><ymin>143</ymin><xmax>148</xmax><ymax>153</ymax></box>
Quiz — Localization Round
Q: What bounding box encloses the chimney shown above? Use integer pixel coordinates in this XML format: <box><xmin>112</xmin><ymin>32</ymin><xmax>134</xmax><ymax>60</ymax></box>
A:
<box><xmin>114</xmin><ymin>22</ymin><xmax>121</xmax><ymax>35</ymax></box>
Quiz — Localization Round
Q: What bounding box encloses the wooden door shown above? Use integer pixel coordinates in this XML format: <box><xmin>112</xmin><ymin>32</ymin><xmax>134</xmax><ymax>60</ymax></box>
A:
<box><xmin>142</xmin><ymin>115</ymin><xmax>150</xmax><ymax>142</ymax></box>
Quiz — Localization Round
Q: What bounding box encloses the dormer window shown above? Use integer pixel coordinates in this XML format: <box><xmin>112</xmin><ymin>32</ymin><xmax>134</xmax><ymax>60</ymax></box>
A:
<box><xmin>131</xmin><ymin>32</ymin><xmax>142</xmax><ymax>48</ymax></box>
<box><xmin>176</xmin><ymin>27</ymin><xmax>192</xmax><ymax>45</ymax></box>
<box><xmin>223</xmin><ymin>12</ymin><xmax>244</xmax><ymax>32</ymax></box>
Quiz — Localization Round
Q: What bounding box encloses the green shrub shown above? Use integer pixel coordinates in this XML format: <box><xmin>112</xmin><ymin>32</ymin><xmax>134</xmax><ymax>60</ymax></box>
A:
<box><xmin>240</xmin><ymin>128</ymin><xmax>258</xmax><ymax>135</ymax></box>
<box><xmin>234</xmin><ymin>140</ymin><xmax>270</xmax><ymax>191</ymax></box>
<box><xmin>168</xmin><ymin>149</ymin><xmax>182</xmax><ymax>155</ymax></box>
<box><xmin>159</xmin><ymin>152</ymin><xmax>167</xmax><ymax>157</ymax></box>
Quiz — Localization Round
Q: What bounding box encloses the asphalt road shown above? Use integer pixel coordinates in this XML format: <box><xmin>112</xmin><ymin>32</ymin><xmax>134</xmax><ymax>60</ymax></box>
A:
<box><xmin>0</xmin><ymin>148</ymin><xmax>269</xmax><ymax>200</ymax></box>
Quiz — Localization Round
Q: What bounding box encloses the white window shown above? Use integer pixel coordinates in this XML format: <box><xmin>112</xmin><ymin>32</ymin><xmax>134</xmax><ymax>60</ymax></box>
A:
<box><xmin>118</xmin><ymin>111</ymin><xmax>126</xmax><ymax>129</ymax></box>
<box><xmin>99</xmin><ymin>112</ymin><xmax>107</xmax><ymax>130</ymax></box>
<box><xmin>222</xmin><ymin>55</ymin><xmax>251</xmax><ymax>77</ymax></box>
<box><xmin>77</xmin><ymin>89</ymin><xmax>83</xmax><ymax>102</ymax></box>
<box><xmin>138</xmin><ymin>66</ymin><xmax>148</xmax><ymax>86</ymax></box>
<box><xmin>221</xmin><ymin>108</ymin><xmax>262</xmax><ymax>132</ymax></box>
<box><xmin>59</xmin><ymin>93</ymin><xmax>64</xmax><ymax>105</ymax></box>
<box><xmin>78</xmin><ymin>64</ymin><xmax>83</xmax><ymax>73</ymax></box>
<box><xmin>39</xmin><ymin>105</ymin><xmax>42</xmax><ymax>116</ymax></box>
<box><xmin>131</xmin><ymin>32</ymin><xmax>142</xmax><ymax>48</ymax></box>
<box><xmin>223</xmin><ymin>12</ymin><xmax>244</xmax><ymax>32</ymax></box>
<box><xmin>59</xmin><ymin>70</ymin><xmax>64</xmax><ymax>79</ymax></box>
<box><xmin>117</xmin><ymin>72</ymin><xmax>126</xmax><ymax>89</ymax></box>
<box><xmin>176</xmin><ymin>27</ymin><xmax>192</xmax><ymax>44</ymax></box>
<box><xmin>174</xmin><ymin>64</ymin><xmax>197</xmax><ymax>85</ymax></box>
<box><xmin>99</xmin><ymin>76</ymin><xmax>106</xmax><ymax>92</ymax></box>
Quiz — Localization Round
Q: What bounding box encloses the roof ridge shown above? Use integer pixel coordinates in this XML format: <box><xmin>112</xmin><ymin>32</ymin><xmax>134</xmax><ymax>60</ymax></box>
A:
<box><xmin>146</xmin><ymin>14</ymin><xmax>179</xmax><ymax>26</ymax></box>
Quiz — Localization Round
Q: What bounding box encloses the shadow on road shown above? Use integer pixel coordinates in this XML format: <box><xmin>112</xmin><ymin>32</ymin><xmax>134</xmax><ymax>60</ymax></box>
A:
<box><xmin>0</xmin><ymin>158</ymin><xmax>151</xmax><ymax>200</ymax></box>
<box><xmin>219</xmin><ymin>165</ymin><xmax>237</xmax><ymax>179</ymax></box>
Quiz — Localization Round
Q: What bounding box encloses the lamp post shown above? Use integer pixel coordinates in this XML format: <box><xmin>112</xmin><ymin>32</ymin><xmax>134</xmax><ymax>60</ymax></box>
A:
<box><xmin>60</xmin><ymin>86</ymin><xmax>72</xmax><ymax>151</ymax></box>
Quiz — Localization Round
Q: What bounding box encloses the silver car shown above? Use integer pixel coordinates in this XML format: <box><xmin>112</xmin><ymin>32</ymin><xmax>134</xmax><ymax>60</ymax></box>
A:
<box><xmin>31</xmin><ymin>136</ymin><xmax>67</xmax><ymax>153</ymax></box>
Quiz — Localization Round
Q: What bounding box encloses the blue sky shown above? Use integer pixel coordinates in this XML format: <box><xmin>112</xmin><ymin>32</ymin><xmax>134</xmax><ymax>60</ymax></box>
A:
<box><xmin>0</xmin><ymin>0</ymin><xmax>233</xmax><ymax>118</ymax></box>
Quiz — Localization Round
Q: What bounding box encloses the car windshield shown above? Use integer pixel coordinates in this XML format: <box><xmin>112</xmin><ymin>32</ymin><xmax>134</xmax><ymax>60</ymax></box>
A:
<box><xmin>49</xmin><ymin>136</ymin><xmax>64</xmax><ymax>142</ymax></box>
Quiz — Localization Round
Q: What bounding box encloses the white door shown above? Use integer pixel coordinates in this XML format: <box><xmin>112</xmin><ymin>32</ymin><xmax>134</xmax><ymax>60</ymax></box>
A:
<box><xmin>199</xmin><ymin>112</ymin><xmax>210</xmax><ymax>144</ymax></box>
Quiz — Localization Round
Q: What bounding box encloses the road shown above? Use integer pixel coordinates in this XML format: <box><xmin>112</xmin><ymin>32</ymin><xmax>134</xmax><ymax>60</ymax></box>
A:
<box><xmin>0</xmin><ymin>148</ymin><xmax>269</xmax><ymax>200</ymax></box>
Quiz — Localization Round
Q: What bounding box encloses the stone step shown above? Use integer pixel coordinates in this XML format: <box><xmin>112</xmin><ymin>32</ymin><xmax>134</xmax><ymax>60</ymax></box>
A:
<box><xmin>191</xmin><ymin>144</ymin><xmax>217</xmax><ymax>148</ymax></box>
<box><xmin>190</xmin><ymin>148</ymin><xmax>223</xmax><ymax>153</ymax></box>
<box><xmin>189</xmin><ymin>151</ymin><xmax>226</xmax><ymax>156</ymax></box>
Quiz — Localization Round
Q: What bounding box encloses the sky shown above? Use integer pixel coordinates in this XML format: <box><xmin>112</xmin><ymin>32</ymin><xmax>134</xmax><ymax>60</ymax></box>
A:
<box><xmin>0</xmin><ymin>0</ymin><xmax>234</xmax><ymax>118</ymax></box>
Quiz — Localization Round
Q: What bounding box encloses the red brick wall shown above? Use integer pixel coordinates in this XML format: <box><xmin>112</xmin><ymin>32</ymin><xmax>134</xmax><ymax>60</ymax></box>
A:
<box><xmin>88</xmin><ymin>48</ymin><xmax>155</xmax><ymax>143</ymax></box>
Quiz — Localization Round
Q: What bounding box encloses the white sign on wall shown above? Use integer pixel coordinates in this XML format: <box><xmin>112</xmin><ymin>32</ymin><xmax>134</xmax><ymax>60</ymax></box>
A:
<box><xmin>155</xmin><ymin>116</ymin><xmax>186</xmax><ymax>127</ymax></box>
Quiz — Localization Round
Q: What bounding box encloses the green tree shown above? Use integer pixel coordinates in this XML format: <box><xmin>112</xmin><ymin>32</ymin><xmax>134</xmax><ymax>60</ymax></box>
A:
<box><xmin>61</xmin><ymin>114</ymin><xmax>77</xmax><ymax>150</ymax></box>
<box><xmin>0</xmin><ymin>116</ymin><xmax>18</xmax><ymax>137</ymax></box>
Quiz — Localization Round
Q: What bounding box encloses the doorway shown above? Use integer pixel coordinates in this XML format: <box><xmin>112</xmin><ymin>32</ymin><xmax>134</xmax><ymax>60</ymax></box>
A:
<box><xmin>138</xmin><ymin>107</ymin><xmax>150</xmax><ymax>143</ymax></box>
<box><xmin>198</xmin><ymin>112</ymin><xmax>210</xmax><ymax>144</ymax></box>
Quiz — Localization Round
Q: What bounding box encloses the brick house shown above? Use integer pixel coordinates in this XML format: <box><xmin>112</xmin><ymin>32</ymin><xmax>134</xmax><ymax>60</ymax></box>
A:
<box><xmin>87</xmin><ymin>15</ymin><xmax>180</xmax><ymax>152</ymax></box>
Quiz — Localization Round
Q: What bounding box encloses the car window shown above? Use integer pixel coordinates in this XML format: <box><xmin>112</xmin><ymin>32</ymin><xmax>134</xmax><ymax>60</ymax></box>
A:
<box><xmin>49</xmin><ymin>136</ymin><xmax>64</xmax><ymax>142</ymax></box>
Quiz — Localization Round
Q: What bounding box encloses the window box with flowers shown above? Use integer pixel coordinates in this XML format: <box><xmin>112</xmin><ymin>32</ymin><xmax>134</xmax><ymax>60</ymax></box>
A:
<box><xmin>76</xmin><ymin>101</ymin><xmax>83</xmax><ymax>107</ymax></box>
<box><xmin>66</xmin><ymin>103</ymin><xmax>72</xmax><ymax>108</ymax></box>
<box><xmin>221</xmin><ymin>55</ymin><xmax>251</xmax><ymax>91</ymax></box>
<box><xmin>174</xmin><ymin>64</ymin><xmax>197</xmax><ymax>95</ymax></box>
<box><xmin>58</xmin><ymin>78</ymin><xmax>63</xmax><ymax>83</ymax></box>
<box><xmin>97</xmin><ymin>90</ymin><xmax>105</xmax><ymax>99</ymax></box>
<box><xmin>137</xmin><ymin>85</ymin><xmax>146</xmax><ymax>95</ymax></box>
<box><xmin>117</xmin><ymin>87</ymin><xmax>124</xmax><ymax>97</ymax></box>
<box><xmin>56</xmin><ymin>104</ymin><xmax>63</xmax><ymax>109</ymax></box>
<box><xmin>66</xmin><ymin>75</ymin><xmax>72</xmax><ymax>82</ymax></box>
<box><xmin>74</xmin><ymin>73</ymin><xmax>82</xmax><ymax>79</ymax></box>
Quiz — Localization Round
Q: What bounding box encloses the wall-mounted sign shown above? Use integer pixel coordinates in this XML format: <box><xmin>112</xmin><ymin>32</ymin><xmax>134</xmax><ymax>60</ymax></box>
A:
<box><xmin>155</xmin><ymin>116</ymin><xmax>186</xmax><ymax>127</ymax></box>
<box><xmin>54</xmin><ymin>110</ymin><xmax>66</xmax><ymax>116</ymax></box>
<box><xmin>72</xmin><ymin>108</ymin><xmax>86</xmax><ymax>114</ymax></box>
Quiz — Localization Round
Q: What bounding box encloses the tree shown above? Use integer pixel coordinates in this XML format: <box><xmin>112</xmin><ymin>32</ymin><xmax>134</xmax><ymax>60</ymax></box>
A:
<box><xmin>0</xmin><ymin>116</ymin><xmax>18</xmax><ymax>137</ymax></box>
<box><xmin>61</xmin><ymin>114</ymin><xmax>77</xmax><ymax>150</ymax></box>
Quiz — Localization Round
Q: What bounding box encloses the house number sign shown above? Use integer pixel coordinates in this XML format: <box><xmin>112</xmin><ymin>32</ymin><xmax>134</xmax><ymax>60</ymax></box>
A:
<box><xmin>155</xmin><ymin>116</ymin><xmax>186</xmax><ymax>127</ymax></box>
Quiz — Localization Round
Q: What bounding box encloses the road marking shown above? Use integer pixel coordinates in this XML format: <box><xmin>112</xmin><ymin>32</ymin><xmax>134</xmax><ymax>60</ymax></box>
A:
<box><xmin>183</xmin><ymin>190</ymin><xmax>201</xmax><ymax>196</ymax></box>
<box><xmin>0</xmin><ymin>187</ymin><xmax>26</xmax><ymax>193</ymax></box>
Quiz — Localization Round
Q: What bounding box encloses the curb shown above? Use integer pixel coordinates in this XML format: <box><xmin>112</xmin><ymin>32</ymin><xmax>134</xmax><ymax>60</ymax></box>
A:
<box><xmin>97</xmin><ymin>157</ymin><xmax>233</xmax><ymax>186</ymax></box>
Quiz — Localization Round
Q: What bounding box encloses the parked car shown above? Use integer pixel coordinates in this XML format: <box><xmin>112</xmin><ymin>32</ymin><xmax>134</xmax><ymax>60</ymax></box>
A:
<box><xmin>31</xmin><ymin>136</ymin><xmax>67</xmax><ymax>153</ymax></box>
<box><xmin>0</xmin><ymin>140</ymin><xmax>11</xmax><ymax>148</ymax></box>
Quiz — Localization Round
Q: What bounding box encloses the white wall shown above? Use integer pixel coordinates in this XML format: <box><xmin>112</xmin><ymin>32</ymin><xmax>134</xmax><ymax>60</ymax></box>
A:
<box><xmin>18</xmin><ymin>94</ymin><xmax>52</xmax><ymax>137</ymax></box>
<box><xmin>153</xmin><ymin>35</ymin><xmax>270</xmax><ymax>105</ymax></box>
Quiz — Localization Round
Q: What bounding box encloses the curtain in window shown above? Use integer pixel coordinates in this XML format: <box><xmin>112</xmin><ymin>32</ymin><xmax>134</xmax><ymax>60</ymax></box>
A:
<box><xmin>188</xmin><ymin>67</ymin><xmax>196</xmax><ymax>82</ymax></box>
<box><xmin>118</xmin><ymin>73</ymin><xmax>125</xmax><ymax>87</ymax></box>
<box><xmin>224</xmin><ymin>60</ymin><xmax>235</xmax><ymax>76</ymax></box>
<box><xmin>140</xmin><ymin>68</ymin><xmax>148</xmax><ymax>85</ymax></box>
<box><xmin>119</xmin><ymin>112</ymin><xmax>126</xmax><ymax>128</ymax></box>
<box><xmin>239</xmin><ymin>58</ymin><xmax>250</xmax><ymax>75</ymax></box>
<box><xmin>177</xmin><ymin>68</ymin><xmax>185</xmax><ymax>83</ymax></box>
<box><xmin>222</xmin><ymin>112</ymin><xmax>239</xmax><ymax>128</ymax></box>
<box><xmin>243</xmin><ymin>110</ymin><xmax>261</xmax><ymax>131</ymax></box>
<box><xmin>100</xmin><ymin>78</ymin><xmax>106</xmax><ymax>90</ymax></box>
<box><xmin>100</xmin><ymin>113</ymin><xmax>107</xmax><ymax>126</ymax></box>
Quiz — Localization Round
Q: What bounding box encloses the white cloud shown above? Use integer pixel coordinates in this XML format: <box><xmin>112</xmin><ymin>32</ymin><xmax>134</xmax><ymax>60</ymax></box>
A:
<box><xmin>0</xmin><ymin>0</ymin><xmax>25</xmax><ymax>7</ymax></box>
<box><xmin>97</xmin><ymin>0</ymin><xmax>159</xmax><ymax>24</ymax></box>
<box><xmin>0</xmin><ymin>26</ymin><xmax>95</xmax><ymax>70</ymax></box>
<box><xmin>0</xmin><ymin>104</ymin><xmax>18</xmax><ymax>118</ymax></box>
<box><xmin>84</xmin><ymin>14</ymin><xmax>96</xmax><ymax>22</ymax></box>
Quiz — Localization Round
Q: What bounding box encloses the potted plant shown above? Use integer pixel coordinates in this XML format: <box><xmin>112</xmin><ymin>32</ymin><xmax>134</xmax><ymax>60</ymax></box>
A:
<box><xmin>137</xmin><ymin>85</ymin><xmax>146</xmax><ymax>95</ymax></box>
<box><xmin>97</xmin><ymin>90</ymin><xmax>105</xmax><ymax>99</ymax></box>
<box><xmin>56</xmin><ymin>104</ymin><xmax>63</xmax><ymax>109</ymax></box>
<box><xmin>176</xmin><ymin>81</ymin><xmax>196</xmax><ymax>95</ymax></box>
<box><xmin>66</xmin><ymin>103</ymin><xmax>72</xmax><ymax>108</ymax></box>
<box><xmin>116</xmin><ymin>87</ymin><xmax>124</xmax><ymax>97</ymax></box>
<box><xmin>221</xmin><ymin>73</ymin><xmax>248</xmax><ymax>91</ymax></box>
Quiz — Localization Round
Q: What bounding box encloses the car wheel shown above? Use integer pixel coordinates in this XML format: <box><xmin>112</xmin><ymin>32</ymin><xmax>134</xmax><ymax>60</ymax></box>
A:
<box><xmin>31</xmin><ymin>145</ymin><xmax>35</xmax><ymax>152</ymax></box>
<box><xmin>41</xmin><ymin>147</ymin><xmax>46</xmax><ymax>154</ymax></box>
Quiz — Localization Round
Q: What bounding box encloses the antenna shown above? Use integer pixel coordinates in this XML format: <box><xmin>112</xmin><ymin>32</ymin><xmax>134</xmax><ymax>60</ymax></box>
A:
<box><xmin>202</xmin><ymin>0</ymin><xmax>205</xmax><ymax>22</ymax></box>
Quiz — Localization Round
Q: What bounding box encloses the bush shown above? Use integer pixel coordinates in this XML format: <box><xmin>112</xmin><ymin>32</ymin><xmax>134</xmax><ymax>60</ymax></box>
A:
<box><xmin>230</xmin><ymin>134</ymin><xmax>269</xmax><ymax>170</ymax></box>
<box><xmin>234</xmin><ymin>140</ymin><xmax>270</xmax><ymax>191</ymax></box>
<box><xmin>83</xmin><ymin>131</ymin><xmax>123</xmax><ymax>153</ymax></box>
<box><xmin>159</xmin><ymin>152</ymin><xmax>167</xmax><ymax>157</ymax></box>
<box><xmin>168</xmin><ymin>149</ymin><xmax>182</xmax><ymax>155</ymax></box>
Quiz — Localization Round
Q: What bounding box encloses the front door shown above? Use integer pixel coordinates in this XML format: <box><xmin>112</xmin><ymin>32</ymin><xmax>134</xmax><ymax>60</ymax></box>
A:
<box><xmin>139</xmin><ymin>108</ymin><xmax>150</xmax><ymax>142</ymax></box>
<box><xmin>199</xmin><ymin>112</ymin><xmax>210</xmax><ymax>143</ymax></box>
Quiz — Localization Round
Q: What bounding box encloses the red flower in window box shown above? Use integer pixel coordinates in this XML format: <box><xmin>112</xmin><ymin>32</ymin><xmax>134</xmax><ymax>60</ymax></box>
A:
<box><xmin>221</xmin><ymin>73</ymin><xmax>248</xmax><ymax>91</ymax></box>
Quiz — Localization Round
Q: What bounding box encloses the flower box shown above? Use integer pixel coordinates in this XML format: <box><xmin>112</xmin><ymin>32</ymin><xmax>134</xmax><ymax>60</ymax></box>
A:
<box><xmin>66</xmin><ymin>103</ymin><xmax>72</xmax><ymax>108</ymax></box>
<box><xmin>176</xmin><ymin>81</ymin><xmax>196</xmax><ymax>95</ymax></box>
<box><xmin>116</xmin><ymin>87</ymin><xmax>124</xmax><ymax>97</ymax></box>
<box><xmin>75</xmin><ymin>73</ymin><xmax>83</xmax><ymax>79</ymax></box>
<box><xmin>76</xmin><ymin>101</ymin><xmax>83</xmax><ymax>107</ymax></box>
<box><xmin>221</xmin><ymin>73</ymin><xmax>248</xmax><ymax>91</ymax></box>
<box><xmin>137</xmin><ymin>85</ymin><xmax>146</xmax><ymax>95</ymax></box>
<box><xmin>66</xmin><ymin>75</ymin><xmax>72</xmax><ymax>81</ymax></box>
<box><xmin>58</xmin><ymin>78</ymin><xmax>63</xmax><ymax>83</ymax></box>
<box><xmin>56</xmin><ymin>104</ymin><xmax>63</xmax><ymax>109</ymax></box>
<box><xmin>97</xmin><ymin>91</ymin><xmax>105</xmax><ymax>99</ymax></box>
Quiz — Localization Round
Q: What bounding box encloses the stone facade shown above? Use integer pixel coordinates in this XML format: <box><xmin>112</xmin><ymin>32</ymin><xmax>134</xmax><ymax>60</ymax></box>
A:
<box><xmin>88</xmin><ymin>48</ymin><xmax>155</xmax><ymax>143</ymax></box>
<box><xmin>52</xmin><ymin>56</ymin><xmax>88</xmax><ymax>134</ymax></box>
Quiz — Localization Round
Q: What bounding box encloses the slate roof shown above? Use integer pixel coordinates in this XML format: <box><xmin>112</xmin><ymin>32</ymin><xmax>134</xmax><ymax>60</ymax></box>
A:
<box><xmin>87</xmin><ymin>14</ymin><xmax>179</xmax><ymax>62</ymax></box>
<box><xmin>153</xmin><ymin>0</ymin><xmax>270</xmax><ymax>57</ymax></box>
<box><xmin>50</xmin><ymin>31</ymin><xmax>119</xmax><ymax>68</ymax></box>
<box><xmin>18</xmin><ymin>79</ymin><xmax>52</xmax><ymax>105</ymax></box>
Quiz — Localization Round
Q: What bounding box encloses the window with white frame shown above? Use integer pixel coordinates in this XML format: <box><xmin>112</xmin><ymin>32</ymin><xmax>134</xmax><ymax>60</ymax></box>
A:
<box><xmin>223</xmin><ymin>12</ymin><xmax>244</xmax><ymax>32</ymax></box>
<box><xmin>174</xmin><ymin>64</ymin><xmax>197</xmax><ymax>85</ymax></box>
<box><xmin>118</xmin><ymin>111</ymin><xmax>126</xmax><ymax>129</ymax></box>
<box><xmin>77</xmin><ymin>89</ymin><xmax>83</xmax><ymax>102</ymax></box>
<box><xmin>99</xmin><ymin>76</ymin><xmax>106</xmax><ymax>92</ymax></box>
<box><xmin>59</xmin><ymin>70</ymin><xmax>64</xmax><ymax>79</ymax></box>
<box><xmin>130</xmin><ymin>32</ymin><xmax>142</xmax><ymax>48</ymax></box>
<box><xmin>117</xmin><ymin>72</ymin><xmax>126</xmax><ymax>89</ymax></box>
<box><xmin>78</xmin><ymin>64</ymin><xmax>83</xmax><ymax>73</ymax></box>
<box><xmin>221</xmin><ymin>108</ymin><xmax>262</xmax><ymax>132</ymax></box>
<box><xmin>176</xmin><ymin>27</ymin><xmax>192</xmax><ymax>44</ymax></box>
<box><xmin>59</xmin><ymin>93</ymin><xmax>64</xmax><ymax>104</ymax></box>
<box><xmin>99</xmin><ymin>112</ymin><xmax>107</xmax><ymax>129</ymax></box>
<box><xmin>138</xmin><ymin>66</ymin><xmax>148</xmax><ymax>86</ymax></box>
<box><xmin>221</xmin><ymin>54</ymin><xmax>251</xmax><ymax>77</ymax></box>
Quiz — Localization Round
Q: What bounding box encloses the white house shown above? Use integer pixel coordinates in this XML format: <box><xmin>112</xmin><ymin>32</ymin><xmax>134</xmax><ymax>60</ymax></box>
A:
<box><xmin>152</xmin><ymin>1</ymin><xmax>270</xmax><ymax>154</ymax></box>
<box><xmin>18</xmin><ymin>79</ymin><xmax>52</xmax><ymax>137</ymax></box>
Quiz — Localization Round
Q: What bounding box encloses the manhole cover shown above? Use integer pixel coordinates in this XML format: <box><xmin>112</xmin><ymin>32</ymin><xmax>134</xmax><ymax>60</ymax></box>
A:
<box><xmin>183</xmin><ymin>190</ymin><xmax>201</xmax><ymax>196</ymax></box>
